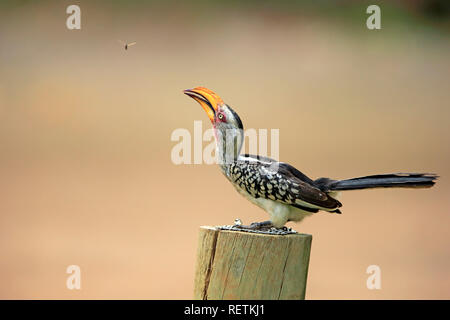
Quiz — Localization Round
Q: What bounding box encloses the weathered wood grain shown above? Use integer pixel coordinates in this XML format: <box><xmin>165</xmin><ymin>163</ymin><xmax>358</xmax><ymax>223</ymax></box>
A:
<box><xmin>193</xmin><ymin>226</ymin><xmax>312</xmax><ymax>300</ymax></box>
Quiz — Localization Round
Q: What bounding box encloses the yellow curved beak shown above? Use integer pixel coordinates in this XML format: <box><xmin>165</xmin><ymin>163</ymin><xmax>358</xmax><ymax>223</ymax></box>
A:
<box><xmin>183</xmin><ymin>87</ymin><xmax>224</xmax><ymax>123</ymax></box>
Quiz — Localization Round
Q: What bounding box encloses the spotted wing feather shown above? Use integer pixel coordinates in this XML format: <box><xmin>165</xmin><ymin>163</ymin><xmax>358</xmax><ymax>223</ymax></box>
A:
<box><xmin>229</xmin><ymin>156</ymin><xmax>341</xmax><ymax>210</ymax></box>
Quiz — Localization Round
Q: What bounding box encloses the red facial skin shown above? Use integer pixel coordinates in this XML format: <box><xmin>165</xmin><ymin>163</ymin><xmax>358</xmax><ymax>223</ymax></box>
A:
<box><xmin>215</xmin><ymin>110</ymin><xmax>227</xmax><ymax>123</ymax></box>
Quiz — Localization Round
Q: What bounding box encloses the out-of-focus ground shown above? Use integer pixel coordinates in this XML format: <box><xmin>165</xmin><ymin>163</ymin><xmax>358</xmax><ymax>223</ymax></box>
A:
<box><xmin>0</xmin><ymin>1</ymin><xmax>449</xmax><ymax>299</ymax></box>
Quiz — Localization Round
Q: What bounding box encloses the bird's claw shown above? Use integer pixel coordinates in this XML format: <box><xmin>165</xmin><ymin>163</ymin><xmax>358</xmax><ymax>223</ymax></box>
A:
<box><xmin>220</xmin><ymin>224</ymin><xmax>296</xmax><ymax>235</ymax></box>
<box><xmin>249</xmin><ymin>222</ymin><xmax>272</xmax><ymax>230</ymax></box>
<box><xmin>233</xmin><ymin>220</ymin><xmax>273</xmax><ymax>230</ymax></box>
<box><xmin>217</xmin><ymin>219</ymin><xmax>296</xmax><ymax>235</ymax></box>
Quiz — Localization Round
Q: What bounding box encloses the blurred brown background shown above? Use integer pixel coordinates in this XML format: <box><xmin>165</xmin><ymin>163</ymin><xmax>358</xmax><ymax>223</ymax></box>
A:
<box><xmin>0</xmin><ymin>0</ymin><xmax>449</xmax><ymax>299</ymax></box>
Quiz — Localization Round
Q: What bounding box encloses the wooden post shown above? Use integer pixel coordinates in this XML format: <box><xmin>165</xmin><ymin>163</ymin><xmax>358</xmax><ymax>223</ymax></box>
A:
<box><xmin>193</xmin><ymin>226</ymin><xmax>312</xmax><ymax>300</ymax></box>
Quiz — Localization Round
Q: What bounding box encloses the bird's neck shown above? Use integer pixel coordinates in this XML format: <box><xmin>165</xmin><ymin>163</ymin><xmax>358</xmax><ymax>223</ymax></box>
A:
<box><xmin>215</xmin><ymin>127</ymin><xmax>243</xmax><ymax>169</ymax></box>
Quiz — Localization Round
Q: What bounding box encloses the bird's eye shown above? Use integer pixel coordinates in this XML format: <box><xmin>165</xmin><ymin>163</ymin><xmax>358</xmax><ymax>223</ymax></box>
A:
<box><xmin>218</xmin><ymin>113</ymin><xmax>224</xmax><ymax>120</ymax></box>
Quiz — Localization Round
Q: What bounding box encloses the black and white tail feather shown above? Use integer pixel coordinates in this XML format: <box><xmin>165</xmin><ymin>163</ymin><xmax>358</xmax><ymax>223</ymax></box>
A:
<box><xmin>315</xmin><ymin>173</ymin><xmax>438</xmax><ymax>192</ymax></box>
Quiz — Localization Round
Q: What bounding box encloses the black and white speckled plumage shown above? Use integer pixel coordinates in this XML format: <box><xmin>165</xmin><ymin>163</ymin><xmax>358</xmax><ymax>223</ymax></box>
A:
<box><xmin>222</xmin><ymin>155</ymin><xmax>342</xmax><ymax>214</ymax></box>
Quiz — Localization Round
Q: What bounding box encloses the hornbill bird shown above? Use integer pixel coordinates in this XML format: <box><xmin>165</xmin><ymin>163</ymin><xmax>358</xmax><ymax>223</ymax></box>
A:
<box><xmin>184</xmin><ymin>87</ymin><xmax>438</xmax><ymax>230</ymax></box>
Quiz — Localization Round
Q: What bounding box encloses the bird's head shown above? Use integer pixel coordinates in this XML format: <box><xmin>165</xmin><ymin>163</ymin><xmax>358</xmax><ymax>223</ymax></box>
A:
<box><xmin>183</xmin><ymin>87</ymin><xmax>243</xmax><ymax>132</ymax></box>
<box><xmin>184</xmin><ymin>87</ymin><xmax>244</xmax><ymax>163</ymax></box>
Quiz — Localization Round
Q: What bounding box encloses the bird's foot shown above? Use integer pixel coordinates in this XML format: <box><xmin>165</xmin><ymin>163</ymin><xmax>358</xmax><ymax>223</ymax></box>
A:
<box><xmin>249</xmin><ymin>221</ymin><xmax>274</xmax><ymax>230</ymax></box>
<box><xmin>235</xmin><ymin>220</ymin><xmax>273</xmax><ymax>231</ymax></box>
<box><xmin>217</xmin><ymin>219</ymin><xmax>296</xmax><ymax>235</ymax></box>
